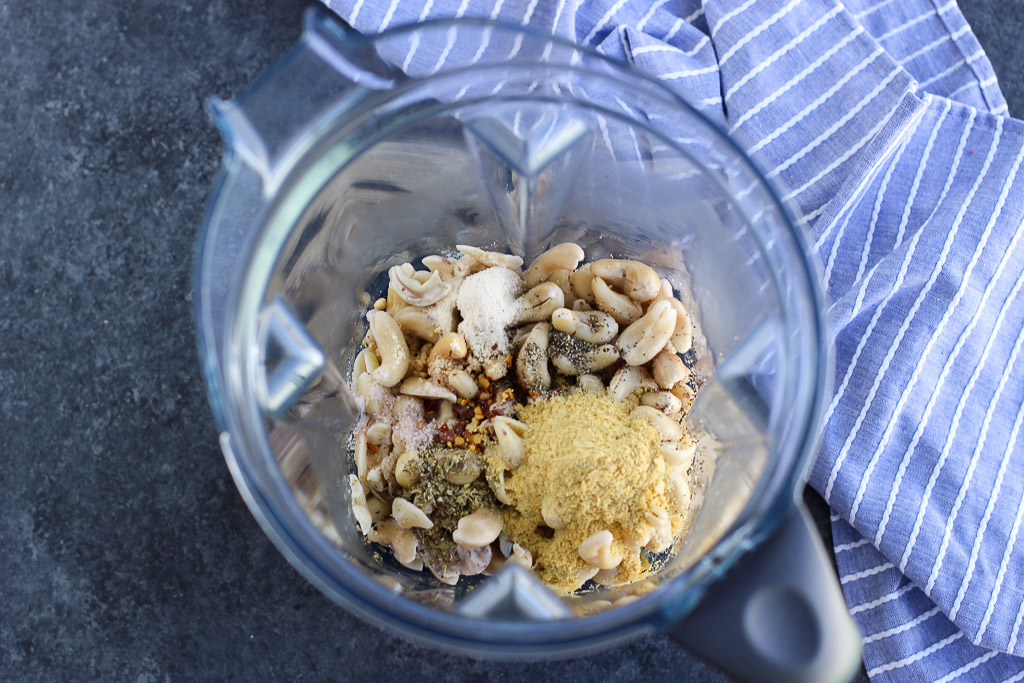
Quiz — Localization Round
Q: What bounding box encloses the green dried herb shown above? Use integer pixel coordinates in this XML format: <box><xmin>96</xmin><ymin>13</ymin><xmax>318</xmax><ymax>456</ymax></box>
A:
<box><xmin>406</xmin><ymin>445</ymin><xmax>498</xmax><ymax>531</ymax></box>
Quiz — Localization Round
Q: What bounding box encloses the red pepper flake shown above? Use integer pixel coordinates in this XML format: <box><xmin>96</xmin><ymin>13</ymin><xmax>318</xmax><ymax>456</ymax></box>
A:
<box><xmin>367</xmin><ymin>443</ymin><xmax>379</xmax><ymax>453</ymax></box>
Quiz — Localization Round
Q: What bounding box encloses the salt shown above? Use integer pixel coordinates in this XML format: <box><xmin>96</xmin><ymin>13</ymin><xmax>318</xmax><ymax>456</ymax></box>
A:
<box><xmin>457</xmin><ymin>267</ymin><xmax>523</xmax><ymax>379</ymax></box>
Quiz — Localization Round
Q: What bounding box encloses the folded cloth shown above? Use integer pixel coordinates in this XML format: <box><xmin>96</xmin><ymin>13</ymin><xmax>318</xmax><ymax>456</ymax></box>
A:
<box><xmin>323</xmin><ymin>0</ymin><xmax>1024</xmax><ymax>678</ymax></box>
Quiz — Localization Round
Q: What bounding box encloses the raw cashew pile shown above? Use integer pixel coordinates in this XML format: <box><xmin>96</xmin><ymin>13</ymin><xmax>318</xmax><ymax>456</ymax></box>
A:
<box><xmin>348</xmin><ymin>243</ymin><xmax>703</xmax><ymax>589</ymax></box>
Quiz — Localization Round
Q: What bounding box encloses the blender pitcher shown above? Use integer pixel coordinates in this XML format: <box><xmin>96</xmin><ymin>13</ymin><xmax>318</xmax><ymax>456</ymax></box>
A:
<box><xmin>195</xmin><ymin>10</ymin><xmax>861</xmax><ymax>682</ymax></box>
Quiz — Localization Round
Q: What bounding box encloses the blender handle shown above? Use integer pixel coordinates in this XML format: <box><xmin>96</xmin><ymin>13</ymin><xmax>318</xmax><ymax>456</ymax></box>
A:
<box><xmin>668</xmin><ymin>505</ymin><xmax>862</xmax><ymax>683</ymax></box>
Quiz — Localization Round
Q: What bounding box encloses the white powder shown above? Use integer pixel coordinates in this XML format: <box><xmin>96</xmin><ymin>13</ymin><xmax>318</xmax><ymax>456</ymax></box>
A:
<box><xmin>394</xmin><ymin>397</ymin><xmax>437</xmax><ymax>452</ymax></box>
<box><xmin>457</xmin><ymin>267</ymin><xmax>523</xmax><ymax>379</ymax></box>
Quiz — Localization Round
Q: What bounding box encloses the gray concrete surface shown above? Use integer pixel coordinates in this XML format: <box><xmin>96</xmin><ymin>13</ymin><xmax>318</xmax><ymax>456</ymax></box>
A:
<box><xmin>1</xmin><ymin>1</ymin><xmax>1018</xmax><ymax>680</ymax></box>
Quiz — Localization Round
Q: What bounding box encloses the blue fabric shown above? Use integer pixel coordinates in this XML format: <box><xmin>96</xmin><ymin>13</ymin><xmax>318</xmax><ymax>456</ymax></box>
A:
<box><xmin>322</xmin><ymin>0</ymin><xmax>1024</xmax><ymax>679</ymax></box>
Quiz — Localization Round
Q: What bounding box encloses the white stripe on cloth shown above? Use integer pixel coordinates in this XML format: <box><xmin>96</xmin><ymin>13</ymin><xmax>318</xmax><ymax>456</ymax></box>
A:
<box><xmin>851</xmin><ymin>127</ymin><xmax>1019</xmax><ymax>532</ymax></box>
<box><xmin>898</xmin><ymin>120</ymin><xmax>1009</xmax><ymax>573</ymax></box>
<box><xmin>823</xmin><ymin>109</ymin><xmax>979</xmax><ymax>503</ymax></box>
<box><xmin>746</xmin><ymin>46</ymin><xmax>885</xmax><ymax>155</ymax></box>
<box><xmin>864</xmin><ymin>606</ymin><xmax>940</xmax><ymax>644</ymax></box>
<box><xmin>933</xmin><ymin>652</ymin><xmax>1000</xmax><ymax>683</ymax></box>
<box><xmin>867</xmin><ymin>633</ymin><xmax>963</xmax><ymax>677</ymax></box>
<box><xmin>717</xmin><ymin>0</ymin><xmax>805</xmax><ymax>67</ymax></box>
<box><xmin>730</xmin><ymin>25</ymin><xmax>866</xmax><ymax>131</ymax></box>
<box><xmin>976</xmin><ymin>403</ymin><xmax>1024</xmax><ymax>642</ymax></box>
<box><xmin>850</xmin><ymin>583</ymin><xmax>915</xmax><ymax>615</ymax></box>
<box><xmin>725</xmin><ymin>5</ymin><xmax>842</xmax><ymax>101</ymax></box>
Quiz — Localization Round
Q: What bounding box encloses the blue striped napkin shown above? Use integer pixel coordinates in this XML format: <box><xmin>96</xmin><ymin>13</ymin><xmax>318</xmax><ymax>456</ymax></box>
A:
<box><xmin>321</xmin><ymin>0</ymin><xmax>1024</xmax><ymax>678</ymax></box>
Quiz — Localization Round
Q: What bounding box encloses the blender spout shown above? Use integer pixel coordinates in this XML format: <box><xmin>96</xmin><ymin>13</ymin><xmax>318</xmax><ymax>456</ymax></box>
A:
<box><xmin>205</xmin><ymin>8</ymin><xmax>394</xmax><ymax>192</ymax></box>
<box><xmin>456</xmin><ymin>564</ymin><xmax>573</xmax><ymax>621</ymax></box>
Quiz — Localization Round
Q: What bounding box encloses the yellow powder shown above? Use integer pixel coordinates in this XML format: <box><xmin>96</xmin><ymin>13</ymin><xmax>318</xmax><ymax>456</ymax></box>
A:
<box><xmin>495</xmin><ymin>391</ymin><xmax>678</xmax><ymax>592</ymax></box>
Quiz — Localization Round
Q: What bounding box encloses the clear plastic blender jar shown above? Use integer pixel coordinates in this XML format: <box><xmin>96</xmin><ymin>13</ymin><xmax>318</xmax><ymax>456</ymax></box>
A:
<box><xmin>195</xmin><ymin>10</ymin><xmax>860</xmax><ymax>682</ymax></box>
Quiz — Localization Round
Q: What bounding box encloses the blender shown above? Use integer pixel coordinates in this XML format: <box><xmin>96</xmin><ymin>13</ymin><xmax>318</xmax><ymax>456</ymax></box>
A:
<box><xmin>195</xmin><ymin>10</ymin><xmax>860</xmax><ymax>682</ymax></box>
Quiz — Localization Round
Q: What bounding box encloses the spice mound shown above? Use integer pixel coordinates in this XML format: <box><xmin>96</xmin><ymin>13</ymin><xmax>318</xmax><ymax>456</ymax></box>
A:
<box><xmin>498</xmin><ymin>391</ymin><xmax>680</xmax><ymax>591</ymax></box>
<box><xmin>346</xmin><ymin>243</ymin><xmax>706</xmax><ymax>593</ymax></box>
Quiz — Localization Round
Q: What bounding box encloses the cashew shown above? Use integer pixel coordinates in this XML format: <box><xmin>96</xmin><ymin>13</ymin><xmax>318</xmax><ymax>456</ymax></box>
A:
<box><xmin>575</xmin><ymin>565</ymin><xmax>600</xmax><ymax>586</ymax></box>
<box><xmin>367</xmin><ymin>310</ymin><xmax>410</xmax><ymax>387</ymax></box>
<box><xmin>546</xmin><ymin>269</ymin><xmax>576</xmax><ymax>307</ymax></box>
<box><xmin>427</xmin><ymin>332</ymin><xmax>468</xmax><ymax>365</ymax></box>
<box><xmin>524</xmin><ymin>243</ymin><xmax>585</xmax><ymax>288</ymax></box>
<box><xmin>486</xmin><ymin>465</ymin><xmax>512</xmax><ymax>505</ymax></box>
<box><xmin>670</xmin><ymin>382</ymin><xmax>696</xmax><ymax>412</ymax></box>
<box><xmin>437</xmin><ymin>399</ymin><xmax>455</xmax><ymax>425</ymax></box>
<box><xmin>659</xmin><ymin>277</ymin><xmax>673</xmax><ymax>300</ymax></box>
<box><xmin>389</xmin><ymin>264</ymin><xmax>448</xmax><ymax>307</ymax></box>
<box><xmin>577</xmin><ymin>374</ymin><xmax>604</xmax><ymax>393</ymax></box>
<box><xmin>592</xmin><ymin>567</ymin><xmax>619</xmax><ymax>586</ymax></box>
<box><xmin>372</xmin><ymin>521</ymin><xmax>420</xmax><ymax>566</ymax></box>
<box><xmin>392</xmin><ymin>497</ymin><xmax>434</xmax><ymax>529</ymax></box>
<box><xmin>645</xmin><ymin>507</ymin><xmax>673</xmax><ymax>552</ymax></box>
<box><xmin>354</xmin><ymin>428</ymin><xmax>370</xmax><ymax>479</ymax></box>
<box><xmin>427</xmin><ymin>561</ymin><xmax>460</xmax><ymax>585</ymax></box>
<box><xmin>392</xmin><ymin>394</ymin><xmax>423</xmax><ymax>417</ymax></box>
<box><xmin>355</xmin><ymin>374</ymin><xmax>384</xmax><ymax>415</ymax></box>
<box><xmin>456</xmin><ymin>245</ymin><xmax>524</xmax><ymax>272</ymax></box>
<box><xmin>608</xmin><ymin>365</ymin><xmax>657</xmax><ymax>402</ymax></box>
<box><xmin>366</xmin><ymin>465</ymin><xmax>387</xmax><ymax>494</ymax></box>
<box><xmin>551</xmin><ymin>308</ymin><xmax>619</xmax><ymax>344</ymax></box>
<box><xmin>393</xmin><ymin>307</ymin><xmax>443</xmax><ymax>343</ymax></box>
<box><xmin>548</xmin><ymin>329</ymin><xmax>619</xmax><ymax>375</ymax></box>
<box><xmin>571</xmin><ymin>299</ymin><xmax>592</xmax><ymax>311</ymax></box>
<box><xmin>385</xmin><ymin>283</ymin><xmax>407</xmax><ymax>315</ymax></box>
<box><xmin>365</xmin><ymin>495</ymin><xmax>390</xmax><ymax>522</ymax></box>
<box><xmin>366</xmin><ymin>422</ymin><xmax>392</xmax><ymax>446</ymax></box>
<box><xmin>353</xmin><ymin>347</ymin><xmax>380</xmax><ymax>378</ymax></box>
<box><xmin>516</xmin><ymin>322</ymin><xmax>551</xmax><ymax>390</ymax></box>
<box><xmin>632</xmin><ymin>405</ymin><xmax>684</xmax><ymax>441</ymax></box>
<box><xmin>662</xmin><ymin>440</ymin><xmax>696</xmax><ymax>472</ymax></box>
<box><xmin>652</xmin><ymin>349</ymin><xmax>691</xmax><ymax>389</ymax></box>
<box><xmin>590</xmin><ymin>258</ymin><xmax>661</xmax><ymax>302</ymax></box>
<box><xmin>398</xmin><ymin>377</ymin><xmax>458</xmax><ymax>402</ymax></box>
<box><xmin>569</xmin><ymin>263</ymin><xmax>596</xmax><ymax>305</ymax></box>
<box><xmin>616</xmin><ymin>299</ymin><xmax>676</xmax><ymax>366</ymax></box>
<box><xmin>395</xmin><ymin>451</ymin><xmax>420</xmax><ymax>488</ymax></box>
<box><xmin>421</xmin><ymin>254</ymin><xmax>446</xmax><ymax>271</ymax></box>
<box><xmin>444</xmin><ymin>454</ymin><xmax>482</xmax><ymax>485</ymax></box>
<box><xmin>670</xmin><ymin>472</ymin><xmax>691</xmax><ymax>512</ymax></box>
<box><xmin>491</xmin><ymin>416</ymin><xmax>527</xmax><ymax>469</ymax></box>
<box><xmin>549</xmin><ymin>337</ymin><xmax>619</xmax><ymax>375</ymax></box>
<box><xmin>623</xmin><ymin>522</ymin><xmax>652</xmax><ymax>551</ymax></box>
<box><xmin>508</xmin><ymin>542</ymin><xmax>533</xmax><ymax>570</ymax></box>
<box><xmin>593</xmin><ymin>276</ymin><xmax>643</xmax><ymax>324</ymax></box>
<box><xmin>390</xmin><ymin>527</ymin><xmax>419</xmax><ymax>566</ymax></box>
<box><xmin>578</xmin><ymin>530</ymin><xmax>623</xmax><ymax>570</ymax></box>
<box><xmin>452</xmin><ymin>508</ymin><xmax>504</xmax><ymax>548</ymax></box>
<box><xmin>510</xmin><ymin>324</ymin><xmax>535</xmax><ymax>353</ymax></box>
<box><xmin>541</xmin><ymin>496</ymin><xmax>568</xmax><ymax>530</ymax></box>
<box><xmin>658</xmin><ymin>297</ymin><xmax>693</xmax><ymax>354</ymax></box>
<box><xmin>349</xmin><ymin>475</ymin><xmax>372</xmax><ymax>534</ymax></box>
<box><xmin>516</xmin><ymin>282</ymin><xmax>564</xmax><ymax>324</ymax></box>
<box><xmin>446</xmin><ymin>368</ymin><xmax>478</xmax><ymax>399</ymax></box>
<box><xmin>640</xmin><ymin>390</ymin><xmax>683</xmax><ymax>415</ymax></box>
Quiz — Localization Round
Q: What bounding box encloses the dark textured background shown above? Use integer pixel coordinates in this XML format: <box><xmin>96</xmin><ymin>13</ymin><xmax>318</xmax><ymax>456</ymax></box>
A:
<box><xmin>1</xmin><ymin>1</ymin><xmax>1020</xmax><ymax>680</ymax></box>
